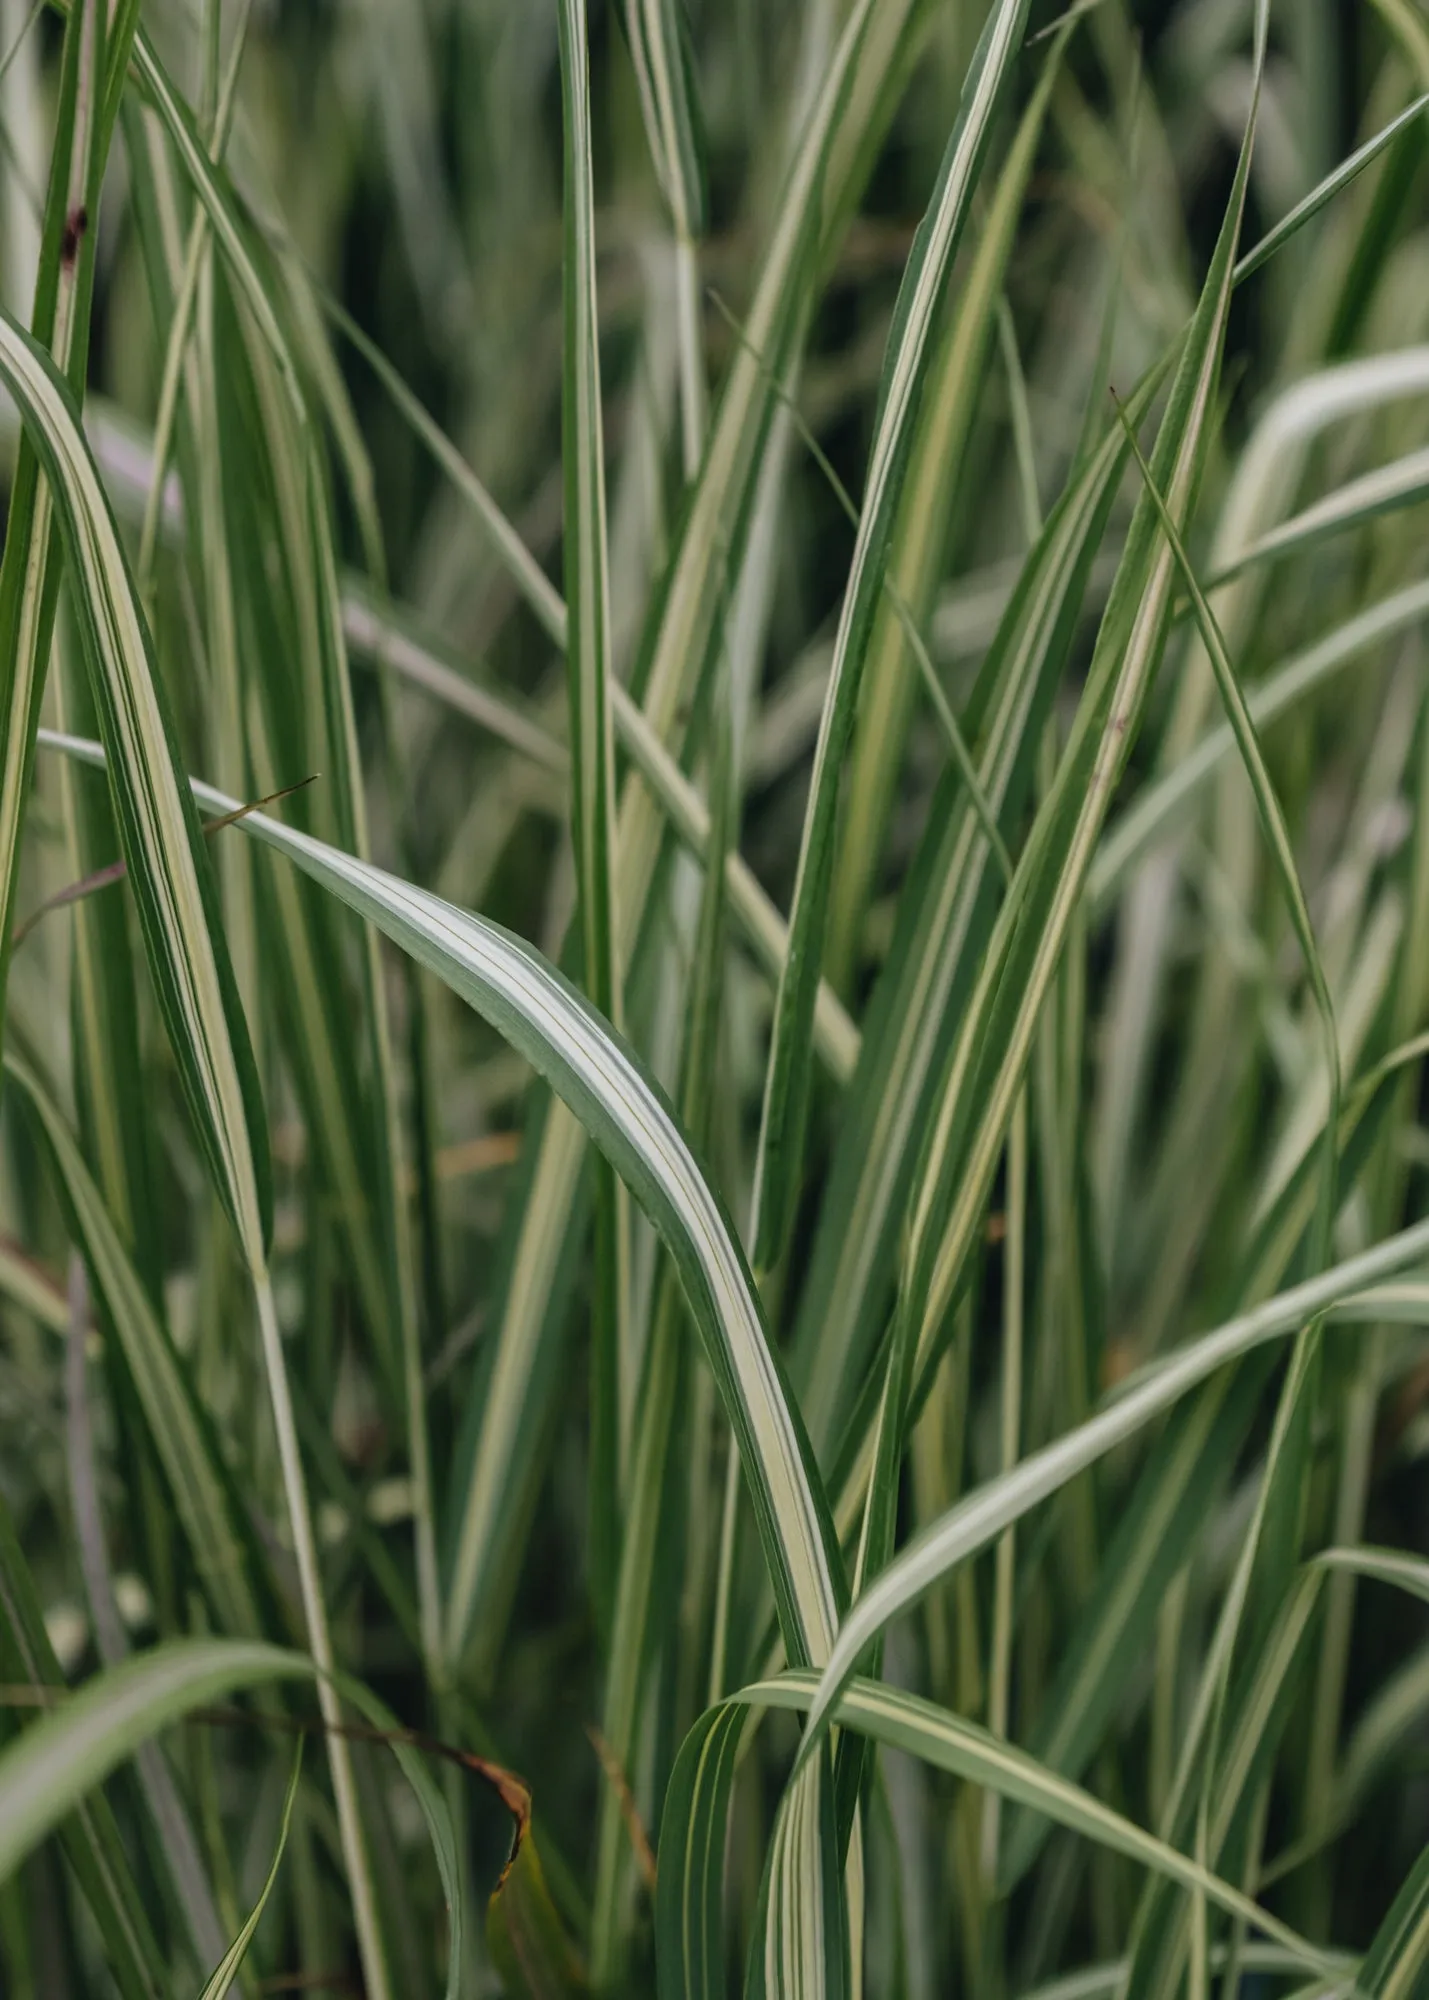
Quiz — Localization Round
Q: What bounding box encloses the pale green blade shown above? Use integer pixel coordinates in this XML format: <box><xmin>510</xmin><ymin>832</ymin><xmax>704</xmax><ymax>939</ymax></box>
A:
<box><xmin>789</xmin><ymin>356</ymin><xmax>1169</xmax><ymax>1464</ymax></box>
<box><xmin>1358</xmin><ymin>1844</ymin><xmax>1429</xmax><ymax>2000</ymax></box>
<box><xmin>622</xmin><ymin>0</ymin><xmax>706</xmax><ymax>243</ymax></box>
<box><xmin>590</xmin><ymin>704</ymin><xmax>736</xmax><ymax>1986</ymax></box>
<box><xmin>824</xmin><ymin>29</ymin><xmax>1066</xmax><ymax>998</ymax></box>
<box><xmin>1112</xmin><ymin>390</ymin><xmax>1340</xmax><ymax>1260</ymax></box>
<box><xmin>1232</xmin><ymin>91</ymin><xmax>1429</xmax><ymax>284</ymax></box>
<box><xmin>894</xmin><ymin>0</ymin><xmax>1266</xmax><ymax>1437</ymax></box>
<box><xmin>344</xmin><ymin>586</ymin><xmax>861</xmax><ymax>1081</ymax></box>
<box><xmin>0</xmin><ymin>288</ymin><xmax>388</xmax><ymax>2000</ymax></box>
<box><xmin>227</xmin><ymin>772</ymin><xmax>842</xmax><ymax>1664</ymax></box>
<box><xmin>1207</xmin><ymin>443</ymin><xmax>1429</xmax><ymax>586</ymax></box>
<box><xmin>557</xmin><ymin>0</ymin><xmax>620</xmax><ymax>1035</ymax></box>
<box><xmin>0</xmin><ymin>0</ymin><xmax>139</xmax><ymax>1035</ymax></box>
<box><xmin>1314</xmin><ymin>1544</ymin><xmax>1429</xmax><ymax>1609</ymax></box>
<box><xmin>1090</xmin><ymin>579</ymin><xmax>1429</xmax><ymax>910</ymax></box>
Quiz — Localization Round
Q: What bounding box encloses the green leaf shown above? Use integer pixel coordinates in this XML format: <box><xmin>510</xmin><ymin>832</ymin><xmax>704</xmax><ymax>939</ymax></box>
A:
<box><xmin>1232</xmin><ymin>91</ymin><xmax>1429</xmax><ymax>284</ymax></box>
<box><xmin>196</xmin><ymin>1742</ymin><xmax>302</xmax><ymax>2000</ymax></box>
<box><xmin>590</xmin><ymin>703</ymin><xmax>737</xmax><ymax>1986</ymax></box>
<box><xmin>824</xmin><ymin>15</ymin><xmax>1066</xmax><ymax>1004</ymax></box>
<box><xmin>621</xmin><ymin>0</ymin><xmax>707</xmax><ymax>242</ymax></box>
<box><xmin>1359</xmin><ymin>1843</ymin><xmax>1429</xmax><ymax>2000</ymax></box>
<box><xmin>790</xmin><ymin>355</ymin><xmax>1170</xmax><ymax>1464</ymax></box>
<box><xmin>1090</xmin><ymin>578</ymin><xmax>1429</xmax><ymax>911</ymax></box>
<box><xmin>0</xmin><ymin>0</ymin><xmax>138</xmax><ymax>1029</ymax></box>
<box><xmin>1111</xmin><ymin>383</ymin><xmax>1340</xmax><ymax>1263</ymax></box>
<box><xmin>997</xmin><ymin>1362</ymin><xmax>1267</xmax><ymax>1891</ymax></box>
<box><xmin>343</xmin><ymin>587</ymin><xmax>860</xmax><ymax>1082</ymax></box>
<box><xmin>558</xmin><ymin>0</ymin><xmax>621</xmax><ymax>1039</ymax></box>
<box><xmin>891</xmin><ymin>0</ymin><xmax>1265</xmax><ymax>1451</ymax></box>
<box><xmin>750</xmin><ymin>0</ymin><xmax>1031</xmax><ymax>1272</ymax></box>
<box><xmin>1207</xmin><ymin>443</ymin><xmax>1429</xmax><ymax>586</ymax></box>
<box><xmin>0</xmin><ymin>285</ymin><xmax>387</xmax><ymax>2000</ymax></box>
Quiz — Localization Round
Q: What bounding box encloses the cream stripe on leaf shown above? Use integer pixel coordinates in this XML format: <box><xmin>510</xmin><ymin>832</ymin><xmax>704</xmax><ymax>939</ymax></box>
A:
<box><xmin>623</xmin><ymin>0</ymin><xmax>706</xmax><ymax>243</ymax></box>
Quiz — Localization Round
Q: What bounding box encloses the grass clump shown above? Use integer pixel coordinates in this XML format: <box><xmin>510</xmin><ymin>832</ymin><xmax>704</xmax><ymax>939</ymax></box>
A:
<box><xmin>1</xmin><ymin>1</ymin><xmax>1429</xmax><ymax>1995</ymax></box>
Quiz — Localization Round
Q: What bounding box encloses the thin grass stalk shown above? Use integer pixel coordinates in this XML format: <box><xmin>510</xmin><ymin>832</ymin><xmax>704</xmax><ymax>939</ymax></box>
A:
<box><xmin>557</xmin><ymin>0</ymin><xmax>629</xmax><ymax>1633</ymax></box>
<box><xmin>981</xmin><ymin>1089</ymin><xmax>1027</xmax><ymax>1889</ymax></box>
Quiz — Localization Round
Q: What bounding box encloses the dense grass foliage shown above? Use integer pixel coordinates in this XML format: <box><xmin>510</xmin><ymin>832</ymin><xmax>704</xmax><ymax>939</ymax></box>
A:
<box><xmin>3</xmin><ymin>0</ymin><xmax>1429</xmax><ymax>1994</ymax></box>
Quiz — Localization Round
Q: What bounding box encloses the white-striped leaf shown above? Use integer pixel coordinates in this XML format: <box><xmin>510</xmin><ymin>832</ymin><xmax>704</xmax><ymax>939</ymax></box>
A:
<box><xmin>1090</xmin><ymin>578</ymin><xmax>1429</xmax><ymax>909</ymax></box>
<box><xmin>793</xmin><ymin>1209</ymin><xmax>1429</xmax><ymax>1760</ymax></box>
<box><xmin>38</xmin><ymin>728</ymin><xmax>845</xmax><ymax>1674</ymax></box>
<box><xmin>622</xmin><ymin>0</ymin><xmax>706</xmax><ymax>241</ymax></box>
<box><xmin>895</xmin><ymin>0</ymin><xmax>1265</xmax><ymax>1421</ymax></box>
<box><xmin>656</xmin><ymin>1673</ymin><xmax>1340</xmax><ymax>1996</ymax></box>
<box><xmin>1208</xmin><ymin>442</ymin><xmax>1429</xmax><ymax>585</ymax></box>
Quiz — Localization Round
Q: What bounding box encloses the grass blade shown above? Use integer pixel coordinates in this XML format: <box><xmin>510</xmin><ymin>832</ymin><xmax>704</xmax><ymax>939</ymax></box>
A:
<box><xmin>0</xmin><ymin>310</ymin><xmax>271</xmax><ymax>1263</ymax></box>
<box><xmin>0</xmin><ymin>1494</ymin><xmax>169</xmax><ymax>2000</ymax></box>
<box><xmin>658</xmin><ymin>1674</ymin><xmax>1338</xmax><ymax>1995</ymax></box>
<box><xmin>557</xmin><ymin>0</ymin><xmax>628</xmax><ymax>1631</ymax></box>
<box><xmin>1207</xmin><ymin>444</ymin><xmax>1429</xmax><ymax>586</ymax></box>
<box><xmin>440</xmin><ymin>0</ymin><xmax>932</xmax><ymax>1679</ymax></box>
<box><xmin>0</xmin><ymin>1636</ymin><xmax>465</xmax><ymax>2000</ymax></box>
<box><xmin>750</xmin><ymin>0</ymin><xmax>1031</xmax><ymax>1273</ymax></box>
<box><xmin>825</xmin><ymin>28</ymin><xmax>1067</xmax><ymax>993</ymax></box>
<box><xmin>790</xmin><ymin>357</ymin><xmax>1168</xmax><ymax>1462</ymax></box>
<box><xmin>196</xmin><ymin>1742</ymin><xmax>302</xmax><ymax>2000</ymax></box>
<box><xmin>37</xmin><ymin>728</ymin><xmax>846</xmax><ymax>1674</ymax></box>
<box><xmin>794</xmin><ymin>1212</ymin><xmax>1428</xmax><ymax>1764</ymax></box>
<box><xmin>893</xmin><ymin>0</ymin><xmax>1266</xmax><ymax>1436</ymax></box>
